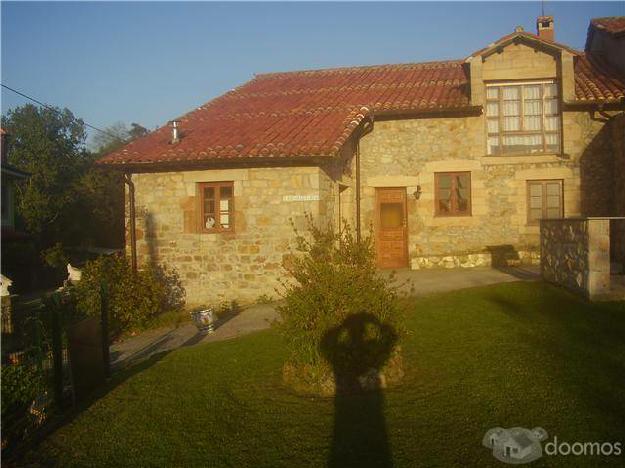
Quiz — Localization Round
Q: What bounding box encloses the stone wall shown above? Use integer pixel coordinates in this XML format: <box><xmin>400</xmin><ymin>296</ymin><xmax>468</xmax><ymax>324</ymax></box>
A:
<box><xmin>127</xmin><ymin>166</ymin><xmax>330</xmax><ymax>306</ymax></box>
<box><xmin>351</xmin><ymin>41</ymin><xmax>617</xmax><ymax>270</ymax></box>
<box><xmin>541</xmin><ymin>217</ymin><xmax>615</xmax><ymax>300</ymax></box>
<box><xmin>357</xmin><ymin>115</ymin><xmax>588</xmax><ymax>269</ymax></box>
<box><xmin>541</xmin><ymin>218</ymin><xmax>589</xmax><ymax>296</ymax></box>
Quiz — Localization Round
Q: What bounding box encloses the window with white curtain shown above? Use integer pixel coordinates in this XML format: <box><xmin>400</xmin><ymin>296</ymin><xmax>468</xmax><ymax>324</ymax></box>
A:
<box><xmin>485</xmin><ymin>81</ymin><xmax>560</xmax><ymax>155</ymax></box>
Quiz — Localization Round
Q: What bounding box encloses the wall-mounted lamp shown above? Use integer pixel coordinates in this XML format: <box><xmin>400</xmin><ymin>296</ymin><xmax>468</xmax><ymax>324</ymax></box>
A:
<box><xmin>413</xmin><ymin>185</ymin><xmax>422</xmax><ymax>200</ymax></box>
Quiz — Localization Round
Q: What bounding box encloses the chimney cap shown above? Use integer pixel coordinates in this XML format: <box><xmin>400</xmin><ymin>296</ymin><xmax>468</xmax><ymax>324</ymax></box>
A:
<box><xmin>536</xmin><ymin>15</ymin><xmax>555</xmax><ymax>41</ymax></box>
<box><xmin>168</xmin><ymin>120</ymin><xmax>181</xmax><ymax>143</ymax></box>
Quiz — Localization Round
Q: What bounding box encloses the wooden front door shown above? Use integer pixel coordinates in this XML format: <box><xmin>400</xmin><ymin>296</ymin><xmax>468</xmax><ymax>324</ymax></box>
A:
<box><xmin>375</xmin><ymin>188</ymin><xmax>408</xmax><ymax>269</ymax></box>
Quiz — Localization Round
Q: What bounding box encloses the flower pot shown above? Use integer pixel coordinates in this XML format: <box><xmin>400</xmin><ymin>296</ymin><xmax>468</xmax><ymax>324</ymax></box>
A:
<box><xmin>191</xmin><ymin>309</ymin><xmax>215</xmax><ymax>335</ymax></box>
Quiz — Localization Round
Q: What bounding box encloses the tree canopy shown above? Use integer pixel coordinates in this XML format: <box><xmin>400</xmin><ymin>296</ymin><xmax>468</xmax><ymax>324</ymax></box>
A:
<box><xmin>1</xmin><ymin>104</ymin><xmax>145</xmax><ymax>250</ymax></box>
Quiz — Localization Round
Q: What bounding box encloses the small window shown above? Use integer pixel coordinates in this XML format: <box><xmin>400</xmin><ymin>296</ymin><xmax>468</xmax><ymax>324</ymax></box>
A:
<box><xmin>435</xmin><ymin>172</ymin><xmax>471</xmax><ymax>217</ymax></box>
<box><xmin>198</xmin><ymin>182</ymin><xmax>234</xmax><ymax>232</ymax></box>
<box><xmin>527</xmin><ymin>180</ymin><xmax>563</xmax><ymax>224</ymax></box>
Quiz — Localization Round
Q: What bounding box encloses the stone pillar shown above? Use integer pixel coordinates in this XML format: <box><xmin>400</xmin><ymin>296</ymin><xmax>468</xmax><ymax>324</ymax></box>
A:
<box><xmin>587</xmin><ymin>218</ymin><xmax>611</xmax><ymax>299</ymax></box>
<box><xmin>468</xmin><ymin>58</ymin><xmax>484</xmax><ymax>106</ymax></box>
<box><xmin>560</xmin><ymin>51</ymin><xmax>576</xmax><ymax>103</ymax></box>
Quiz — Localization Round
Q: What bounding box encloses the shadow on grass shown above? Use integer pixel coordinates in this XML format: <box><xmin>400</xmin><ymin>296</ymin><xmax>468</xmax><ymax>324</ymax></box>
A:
<box><xmin>7</xmin><ymin>330</ymin><xmax>209</xmax><ymax>466</ymax></box>
<box><xmin>320</xmin><ymin>313</ymin><xmax>397</xmax><ymax>468</ymax></box>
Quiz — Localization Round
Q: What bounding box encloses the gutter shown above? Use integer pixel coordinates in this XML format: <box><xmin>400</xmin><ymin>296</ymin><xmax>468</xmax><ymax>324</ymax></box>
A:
<box><xmin>123</xmin><ymin>173</ymin><xmax>138</xmax><ymax>273</ymax></box>
<box><xmin>355</xmin><ymin>113</ymin><xmax>375</xmax><ymax>243</ymax></box>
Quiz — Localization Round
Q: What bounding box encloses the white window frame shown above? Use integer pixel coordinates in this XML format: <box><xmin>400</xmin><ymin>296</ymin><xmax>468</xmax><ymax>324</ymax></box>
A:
<box><xmin>485</xmin><ymin>80</ymin><xmax>561</xmax><ymax>156</ymax></box>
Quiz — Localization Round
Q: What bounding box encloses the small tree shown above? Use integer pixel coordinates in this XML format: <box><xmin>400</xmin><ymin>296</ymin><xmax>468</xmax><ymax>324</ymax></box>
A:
<box><xmin>276</xmin><ymin>216</ymin><xmax>404</xmax><ymax>395</ymax></box>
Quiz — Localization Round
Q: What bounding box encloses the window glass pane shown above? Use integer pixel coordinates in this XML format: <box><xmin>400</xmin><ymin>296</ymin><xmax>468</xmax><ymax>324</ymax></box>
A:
<box><xmin>529</xmin><ymin>183</ymin><xmax>542</xmax><ymax>197</ymax></box>
<box><xmin>546</xmin><ymin>208</ymin><xmax>560</xmax><ymax>218</ymax></box>
<box><xmin>486</xmin><ymin>87</ymin><xmax>499</xmax><ymax>99</ymax></box>
<box><xmin>204</xmin><ymin>200</ymin><xmax>215</xmax><ymax>214</ymax></box>
<box><xmin>438</xmin><ymin>174</ymin><xmax>452</xmax><ymax>190</ymax></box>
<box><xmin>524</xmin><ymin>100</ymin><xmax>542</xmax><ymax>116</ymax></box>
<box><xmin>219</xmin><ymin>199</ymin><xmax>231</xmax><ymax>229</ymax></box>
<box><xmin>456</xmin><ymin>174</ymin><xmax>470</xmax><ymax>213</ymax></box>
<box><xmin>503</xmin><ymin>117</ymin><xmax>520</xmax><ymax>131</ymax></box>
<box><xmin>203</xmin><ymin>187</ymin><xmax>215</xmax><ymax>200</ymax></box>
<box><xmin>544</xmin><ymin>99</ymin><xmax>558</xmax><ymax>115</ymax></box>
<box><xmin>524</xmin><ymin>85</ymin><xmax>541</xmax><ymax>99</ymax></box>
<box><xmin>546</xmin><ymin>183</ymin><xmax>560</xmax><ymax>196</ymax></box>
<box><xmin>503</xmin><ymin>86</ymin><xmax>520</xmax><ymax>100</ymax></box>
<box><xmin>503</xmin><ymin>101</ymin><xmax>520</xmax><ymax>116</ymax></box>
<box><xmin>545</xmin><ymin>133</ymin><xmax>560</xmax><ymax>152</ymax></box>
<box><xmin>486</xmin><ymin>102</ymin><xmax>499</xmax><ymax>116</ymax></box>
<box><xmin>524</xmin><ymin>115</ymin><xmax>541</xmax><ymax>131</ymax></box>
<box><xmin>220</xmin><ymin>185</ymin><xmax>233</xmax><ymax>199</ymax></box>
<box><xmin>380</xmin><ymin>203</ymin><xmax>403</xmax><ymax>228</ymax></box>
<box><xmin>529</xmin><ymin>208</ymin><xmax>542</xmax><ymax>222</ymax></box>
<box><xmin>437</xmin><ymin>174</ymin><xmax>452</xmax><ymax>214</ymax></box>
<box><xmin>545</xmin><ymin>116</ymin><xmax>559</xmax><ymax>132</ymax></box>
<box><xmin>503</xmin><ymin>134</ymin><xmax>542</xmax><ymax>153</ymax></box>
<box><xmin>543</xmin><ymin>83</ymin><xmax>558</xmax><ymax>97</ymax></box>
<box><xmin>488</xmin><ymin>136</ymin><xmax>500</xmax><ymax>155</ymax></box>
<box><xmin>487</xmin><ymin>118</ymin><xmax>499</xmax><ymax>133</ymax></box>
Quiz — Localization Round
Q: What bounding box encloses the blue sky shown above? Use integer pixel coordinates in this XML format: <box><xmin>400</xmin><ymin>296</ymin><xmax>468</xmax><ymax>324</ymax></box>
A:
<box><xmin>2</xmin><ymin>1</ymin><xmax>623</xmax><ymax>146</ymax></box>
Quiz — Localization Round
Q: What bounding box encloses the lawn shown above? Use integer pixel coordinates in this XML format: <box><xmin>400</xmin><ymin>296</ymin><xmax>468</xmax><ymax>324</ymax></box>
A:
<box><xmin>28</xmin><ymin>282</ymin><xmax>625</xmax><ymax>467</ymax></box>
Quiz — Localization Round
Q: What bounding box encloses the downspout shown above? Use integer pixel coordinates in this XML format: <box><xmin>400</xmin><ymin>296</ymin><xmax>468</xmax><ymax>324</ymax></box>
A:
<box><xmin>355</xmin><ymin>112</ymin><xmax>374</xmax><ymax>242</ymax></box>
<box><xmin>124</xmin><ymin>173</ymin><xmax>138</xmax><ymax>273</ymax></box>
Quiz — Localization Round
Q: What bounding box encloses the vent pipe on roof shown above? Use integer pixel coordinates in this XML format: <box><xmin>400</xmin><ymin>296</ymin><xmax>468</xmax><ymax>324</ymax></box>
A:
<box><xmin>169</xmin><ymin>120</ymin><xmax>180</xmax><ymax>144</ymax></box>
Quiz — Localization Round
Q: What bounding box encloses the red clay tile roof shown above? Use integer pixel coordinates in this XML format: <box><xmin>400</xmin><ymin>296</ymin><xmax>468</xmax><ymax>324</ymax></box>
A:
<box><xmin>575</xmin><ymin>53</ymin><xmax>625</xmax><ymax>102</ymax></box>
<box><xmin>100</xmin><ymin>33</ymin><xmax>625</xmax><ymax>167</ymax></box>
<box><xmin>99</xmin><ymin>61</ymin><xmax>472</xmax><ymax>166</ymax></box>
<box><xmin>591</xmin><ymin>17</ymin><xmax>625</xmax><ymax>36</ymax></box>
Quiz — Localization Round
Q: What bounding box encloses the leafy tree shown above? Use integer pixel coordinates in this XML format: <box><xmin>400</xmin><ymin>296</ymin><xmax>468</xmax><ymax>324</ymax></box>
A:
<box><xmin>1</xmin><ymin>105</ymin><xmax>148</xmax><ymax>250</ymax></box>
<box><xmin>1</xmin><ymin>104</ymin><xmax>89</xmax><ymax>245</ymax></box>
<box><xmin>90</xmin><ymin>121</ymin><xmax>148</xmax><ymax>155</ymax></box>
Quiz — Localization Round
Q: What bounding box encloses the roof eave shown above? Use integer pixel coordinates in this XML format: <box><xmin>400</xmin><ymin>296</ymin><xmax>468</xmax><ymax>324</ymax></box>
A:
<box><xmin>96</xmin><ymin>154</ymin><xmax>336</xmax><ymax>173</ymax></box>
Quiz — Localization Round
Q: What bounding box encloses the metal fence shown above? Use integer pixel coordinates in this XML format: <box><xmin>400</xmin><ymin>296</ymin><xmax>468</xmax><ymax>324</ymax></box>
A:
<box><xmin>1</xmin><ymin>292</ymin><xmax>76</xmax><ymax>452</ymax></box>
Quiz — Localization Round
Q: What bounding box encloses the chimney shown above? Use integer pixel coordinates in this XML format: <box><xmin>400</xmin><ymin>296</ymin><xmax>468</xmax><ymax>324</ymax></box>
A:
<box><xmin>537</xmin><ymin>16</ymin><xmax>554</xmax><ymax>41</ymax></box>
<box><xmin>169</xmin><ymin>120</ymin><xmax>180</xmax><ymax>144</ymax></box>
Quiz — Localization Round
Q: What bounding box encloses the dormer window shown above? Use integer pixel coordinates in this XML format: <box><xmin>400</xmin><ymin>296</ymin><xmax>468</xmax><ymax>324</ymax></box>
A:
<box><xmin>485</xmin><ymin>81</ymin><xmax>560</xmax><ymax>156</ymax></box>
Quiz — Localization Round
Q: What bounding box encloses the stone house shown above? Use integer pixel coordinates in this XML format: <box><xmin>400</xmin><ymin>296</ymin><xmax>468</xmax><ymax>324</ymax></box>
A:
<box><xmin>100</xmin><ymin>16</ymin><xmax>625</xmax><ymax>305</ymax></box>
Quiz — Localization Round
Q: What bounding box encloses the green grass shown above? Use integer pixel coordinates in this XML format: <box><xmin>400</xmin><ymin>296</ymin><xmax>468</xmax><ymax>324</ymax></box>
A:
<box><xmin>27</xmin><ymin>282</ymin><xmax>625</xmax><ymax>467</ymax></box>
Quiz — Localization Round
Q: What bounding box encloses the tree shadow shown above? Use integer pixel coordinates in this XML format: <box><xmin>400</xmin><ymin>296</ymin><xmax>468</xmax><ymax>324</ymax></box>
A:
<box><xmin>320</xmin><ymin>313</ymin><xmax>397</xmax><ymax>468</ymax></box>
<box><xmin>144</xmin><ymin>211</ymin><xmax>158</xmax><ymax>268</ymax></box>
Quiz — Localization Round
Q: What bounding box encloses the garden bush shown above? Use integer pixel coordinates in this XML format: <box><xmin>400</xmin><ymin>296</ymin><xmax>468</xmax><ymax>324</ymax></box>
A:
<box><xmin>276</xmin><ymin>216</ymin><xmax>404</xmax><ymax>395</ymax></box>
<box><xmin>73</xmin><ymin>255</ymin><xmax>185</xmax><ymax>338</ymax></box>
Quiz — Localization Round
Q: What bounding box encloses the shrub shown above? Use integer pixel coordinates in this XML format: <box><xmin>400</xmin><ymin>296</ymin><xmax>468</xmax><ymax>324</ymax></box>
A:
<box><xmin>276</xmin><ymin>216</ymin><xmax>404</xmax><ymax>395</ymax></box>
<box><xmin>1</xmin><ymin>362</ymin><xmax>45</xmax><ymax>448</ymax></box>
<box><xmin>73</xmin><ymin>255</ymin><xmax>185</xmax><ymax>338</ymax></box>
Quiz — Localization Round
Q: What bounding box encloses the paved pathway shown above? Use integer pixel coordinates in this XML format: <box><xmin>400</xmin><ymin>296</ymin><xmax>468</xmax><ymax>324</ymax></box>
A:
<box><xmin>110</xmin><ymin>266</ymin><xmax>539</xmax><ymax>369</ymax></box>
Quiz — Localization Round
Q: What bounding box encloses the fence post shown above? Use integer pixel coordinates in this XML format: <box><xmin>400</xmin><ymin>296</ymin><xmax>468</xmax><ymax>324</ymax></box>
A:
<box><xmin>100</xmin><ymin>282</ymin><xmax>110</xmax><ymax>378</ymax></box>
<box><xmin>50</xmin><ymin>301</ymin><xmax>64</xmax><ymax>408</ymax></box>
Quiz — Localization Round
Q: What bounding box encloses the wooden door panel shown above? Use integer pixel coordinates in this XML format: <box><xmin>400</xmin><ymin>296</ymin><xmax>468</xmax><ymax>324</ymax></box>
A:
<box><xmin>375</xmin><ymin>188</ymin><xmax>408</xmax><ymax>269</ymax></box>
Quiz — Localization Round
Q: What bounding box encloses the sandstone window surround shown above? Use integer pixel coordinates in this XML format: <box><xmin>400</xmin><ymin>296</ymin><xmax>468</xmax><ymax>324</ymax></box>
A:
<box><xmin>197</xmin><ymin>181</ymin><xmax>234</xmax><ymax>233</ymax></box>
<box><xmin>527</xmin><ymin>179</ymin><xmax>563</xmax><ymax>225</ymax></box>
<box><xmin>486</xmin><ymin>81</ymin><xmax>560</xmax><ymax>156</ymax></box>
<box><xmin>434</xmin><ymin>172</ymin><xmax>472</xmax><ymax>217</ymax></box>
